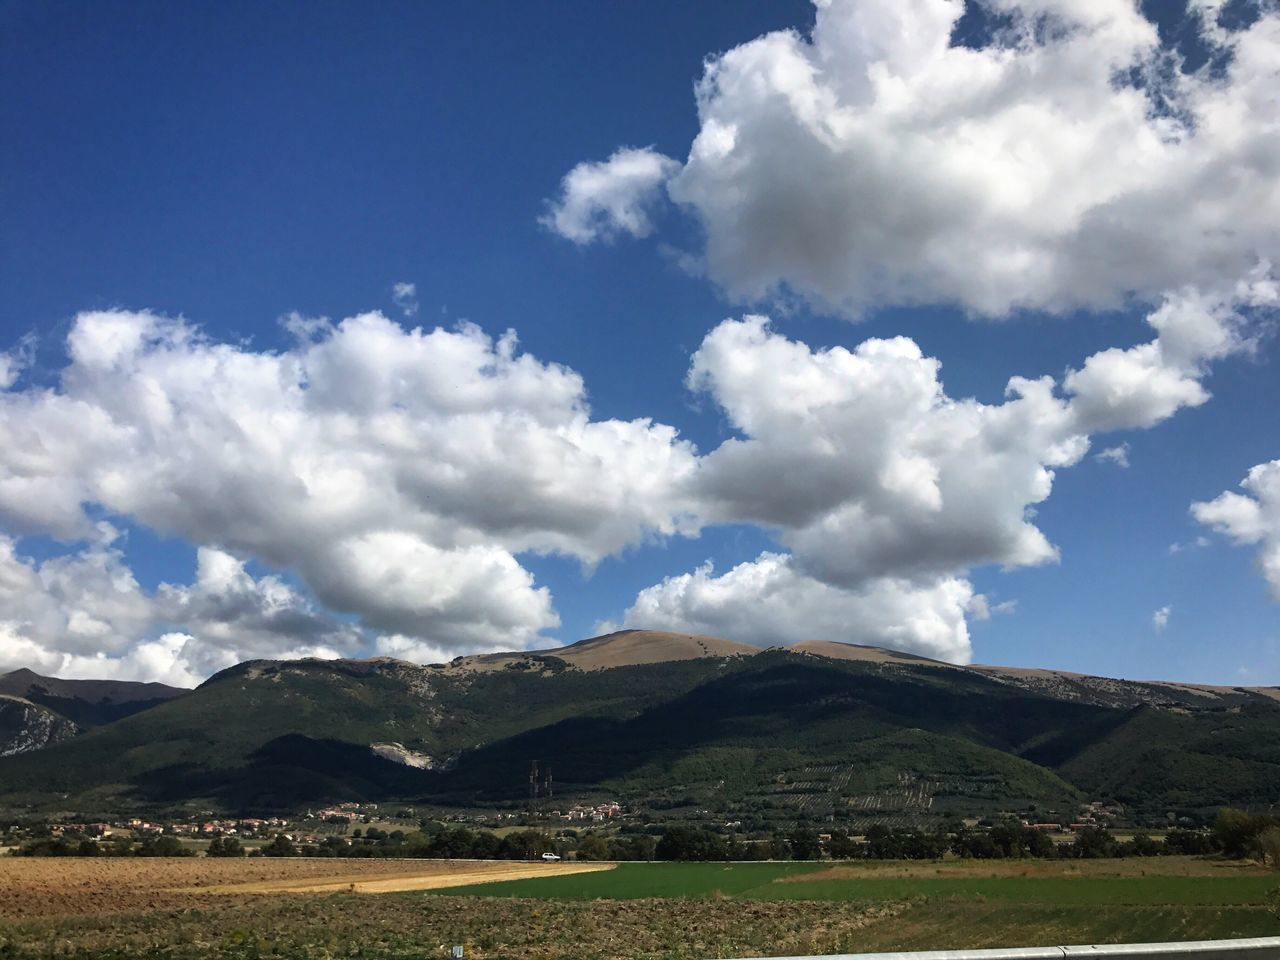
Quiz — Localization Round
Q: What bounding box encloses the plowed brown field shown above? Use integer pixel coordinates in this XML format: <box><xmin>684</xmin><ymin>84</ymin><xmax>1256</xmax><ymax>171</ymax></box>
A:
<box><xmin>1</xmin><ymin>857</ymin><xmax>1274</xmax><ymax>960</ymax></box>
<box><xmin>0</xmin><ymin>857</ymin><xmax>607</xmax><ymax>919</ymax></box>
<box><xmin>0</xmin><ymin>857</ymin><xmax>906</xmax><ymax>960</ymax></box>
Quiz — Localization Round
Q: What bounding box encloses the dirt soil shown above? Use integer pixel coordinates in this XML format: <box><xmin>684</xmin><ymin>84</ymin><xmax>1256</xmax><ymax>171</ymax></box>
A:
<box><xmin>0</xmin><ymin>857</ymin><xmax>606</xmax><ymax>919</ymax></box>
<box><xmin>0</xmin><ymin>857</ymin><xmax>907</xmax><ymax>960</ymax></box>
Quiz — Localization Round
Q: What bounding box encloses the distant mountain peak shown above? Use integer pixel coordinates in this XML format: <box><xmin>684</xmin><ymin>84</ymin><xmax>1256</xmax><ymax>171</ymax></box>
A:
<box><xmin>0</xmin><ymin>668</ymin><xmax>42</xmax><ymax>683</ymax></box>
<box><xmin>0</xmin><ymin>669</ymin><xmax>188</xmax><ymax>733</ymax></box>
<box><xmin>445</xmin><ymin>629</ymin><xmax>760</xmax><ymax>674</ymax></box>
<box><xmin>0</xmin><ymin>669</ymin><xmax>188</xmax><ymax>701</ymax></box>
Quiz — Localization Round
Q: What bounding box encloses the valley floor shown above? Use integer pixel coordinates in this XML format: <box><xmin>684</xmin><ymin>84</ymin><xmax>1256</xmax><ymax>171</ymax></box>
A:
<box><xmin>0</xmin><ymin>856</ymin><xmax>1276</xmax><ymax>959</ymax></box>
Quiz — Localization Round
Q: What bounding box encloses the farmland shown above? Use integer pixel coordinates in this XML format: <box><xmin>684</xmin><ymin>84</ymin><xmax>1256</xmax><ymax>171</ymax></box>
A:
<box><xmin>428</xmin><ymin>858</ymin><xmax>1280</xmax><ymax>905</ymax></box>
<box><xmin>0</xmin><ymin>858</ymin><xmax>608</xmax><ymax>919</ymax></box>
<box><xmin>0</xmin><ymin>856</ymin><xmax>1276</xmax><ymax>959</ymax></box>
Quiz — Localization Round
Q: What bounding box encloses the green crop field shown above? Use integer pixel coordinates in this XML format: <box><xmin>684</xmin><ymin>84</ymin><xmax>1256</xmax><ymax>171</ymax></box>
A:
<box><xmin>431</xmin><ymin>861</ymin><xmax>821</xmax><ymax>898</ymax></box>
<box><xmin>430</xmin><ymin>861</ymin><xmax>1280</xmax><ymax>907</ymax></box>
<box><xmin>422</xmin><ymin>858</ymin><xmax>1280</xmax><ymax>953</ymax></box>
<box><xmin>767</xmin><ymin>875</ymin><xmax>1280</xmax><ymax>905</ymax></box>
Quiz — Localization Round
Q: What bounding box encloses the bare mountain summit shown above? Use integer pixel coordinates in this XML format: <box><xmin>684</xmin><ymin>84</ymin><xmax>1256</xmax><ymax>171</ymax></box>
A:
<box><xmin>446</xmin><ymin>629</ymin><xmax>759</xmax><ymax>673</ymax></box>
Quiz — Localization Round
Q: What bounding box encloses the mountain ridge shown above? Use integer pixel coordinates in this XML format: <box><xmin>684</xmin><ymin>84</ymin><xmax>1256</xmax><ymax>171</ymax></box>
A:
<box><xmin>1</xmin><ymin>632</ymin><xmax>1276</xmax><ymax>821</ymax></box>
<box><xmin>201</xmin><ymin>630</ymin><xmax>1278</xmax><ymax>697</ymax></box>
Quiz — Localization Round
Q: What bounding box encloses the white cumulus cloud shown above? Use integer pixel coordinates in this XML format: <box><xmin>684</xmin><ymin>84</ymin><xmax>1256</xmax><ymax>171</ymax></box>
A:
<box><xmin>0</xmin><ymin>538</ymin><xmax>355</xmax><ymax>686</ymax></box>
<box><xmin>554</xmin><ymin>0</ymin><xmax>1280</xmax><ymax>317</ymax></box>
<box><xmin>686</xmin><ymin>314</ymin><xmax>1083</xmax><ymax>588</ymax></box>
<box><xmin>541</xmin><ymin>147</ymin><xmax>681</xmax><ymax>244</ymax></box>
<box><xmin>0</xmin><ymin>309</ymin><xmax>699</xmax><ymax>667</ymax></box>
<box><xmin>1193</xmin><ymin>459</ymin><xmax>1280</xmax><ymax>598</ymax></box>
<box><xmin>1063</xmin><ymin>284</ymin><xmax>1269</xmax><ymax>433</ymax></box>
<box><xmin>616</xmin><ymin>287</ymin><xmax>1253</xmax><ymax>662</ymax></box>
<box><xmin>616</xmin><ymin>552</ymin><xmax>977</xmax><ymax>662</ymax></box>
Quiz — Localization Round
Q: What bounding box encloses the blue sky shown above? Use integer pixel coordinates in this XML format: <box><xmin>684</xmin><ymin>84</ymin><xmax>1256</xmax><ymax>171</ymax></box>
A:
<box><xmin>1</xmin><ymin>0</ymin><xmax>1277</xmax><ymax>686</ymax></box>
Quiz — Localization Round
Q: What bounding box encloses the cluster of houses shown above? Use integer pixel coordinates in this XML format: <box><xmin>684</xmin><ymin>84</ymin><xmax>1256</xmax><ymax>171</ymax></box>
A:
<box><xmin>556</xmin><ymin>801</ymin><xmax>622</xmax><ymax>822</ymax></box>
<box><xmin>170</xmin><ymin>817</ymin><xmax>290</xmax><ymax>837</ymax></box>
<box><xmin>307</xmin><ymin>802</ymin><xmax>380</xmax><ymax>823</ymax></box>
<box><xmin>1018</xmin><ymin>800</ymin><xmax>1123</xmax><ymax>833</ymax></box>
<box><xmin>438</xmin><ymin>801</ymin><xmax>625</xmax><ymax>825</ymax></box>
<box><xmin>1067</xmin><ymin>800</ymin><xmax>1121</xmax><ymax>831</ymax></box>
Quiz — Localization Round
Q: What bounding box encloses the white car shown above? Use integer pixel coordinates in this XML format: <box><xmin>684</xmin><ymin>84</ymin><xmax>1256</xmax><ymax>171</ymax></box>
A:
<box><xmin>541</xmin><ymin>851</ymin><xmax>561</xmax><ymax>861</ymax></box>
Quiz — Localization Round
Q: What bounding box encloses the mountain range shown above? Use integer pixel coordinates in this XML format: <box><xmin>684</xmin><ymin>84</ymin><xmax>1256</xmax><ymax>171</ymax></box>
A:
<box><xmin>0</xmin><ymin>631</ymin><xmax>1276</xmax><ymax>824</ymax></box>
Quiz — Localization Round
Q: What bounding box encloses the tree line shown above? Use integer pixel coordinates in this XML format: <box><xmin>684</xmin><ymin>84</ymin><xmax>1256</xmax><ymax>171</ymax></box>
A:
<box><xmin>12</xmin><ymin>808</ymin><xmax>1280</xmax><ymax>865</ymax></box>
<box><xmin>14</xmin><ymin>835</ymin><xmax>194</xmax><ymax>858</ymax></box>
<box><xmin>652</xmin><ymin>811</ymin><xmax>1280</xmax><ymax>863</ymax></box>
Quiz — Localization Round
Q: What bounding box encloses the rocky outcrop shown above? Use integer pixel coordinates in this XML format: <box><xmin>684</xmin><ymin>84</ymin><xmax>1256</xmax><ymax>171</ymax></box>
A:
<box><xmin>0</xmin><ymin>695</ymin><xmax>78</xmax><ymax>756</ymax></box>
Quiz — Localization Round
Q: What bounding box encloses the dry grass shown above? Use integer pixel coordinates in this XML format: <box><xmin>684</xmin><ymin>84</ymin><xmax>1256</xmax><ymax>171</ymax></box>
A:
<box><xmin>448</xmin><ymin>630</ymin><xmax>757</xmax><ymax>673</ymax></box>
<box><xmin>196</xmin><ymin>861</ymin><xmax>612</xmax><ymax>894</ymax></box>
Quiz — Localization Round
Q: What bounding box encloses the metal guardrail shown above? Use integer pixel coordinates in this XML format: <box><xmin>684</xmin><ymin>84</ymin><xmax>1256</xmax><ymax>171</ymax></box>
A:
<box><xmin>733</xmin><ymin>938</ymin><xmax>1280</xmax><ymax>960</ymax></box>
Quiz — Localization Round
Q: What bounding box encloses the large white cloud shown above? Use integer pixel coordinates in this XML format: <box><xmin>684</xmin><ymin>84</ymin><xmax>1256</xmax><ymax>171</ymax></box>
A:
<box><xmin>685</xmin><ymin>288</ymin><xmax>1251</xmax><ymax>591</ymax></box>
<box><xmin>309</xmin><ymin>532</ymin><xmax>557</xmax><ymax>647</ymax></box>
<box><xmin>688</xmin><ymin>315</ymin><xmax>1081</xmax><ymax>587</ymax></box>
<box><xmin>553</xmin><ymin>0</ymin><xmax>1280</xmax><ymax>317</ymax></box>
<box><xmin>617</xmin><ymin>285</ymin><xmax>1257</xmax><ymax>662</ymax></box>
<box><xmin>0</xmin><ymin>310</ymin><xmax>698</xmax><ymax>664</ymax></box>
<box><xmin>615</xmin><ymin>552</ymin><xmax>978</xmax><ymax>662</ymax></box>
<box><xmin>0</xmin><ymin>536</ymin><xmax>153</xmax><ymax>664</ymax></box>
<box><xmin>1192</xmin><ymin>459</ymin><xmax>1280</xmax><ymax>599</ymax></box>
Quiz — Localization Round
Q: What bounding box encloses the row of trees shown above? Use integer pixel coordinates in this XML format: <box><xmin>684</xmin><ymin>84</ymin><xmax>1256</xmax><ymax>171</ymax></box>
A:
<box><xmin>13</xmin><ymin>808</ymin><xmax>1279</xmax><ymax>864</ymax></box>
<box><xmin>16</xmin><ymin>835</ymin><xmax>194</xmax><ymax>858</ymax></box>
<box><xmin>650</xmin><ymin>812</ymin><xmax>1280</xmax><ymax>863</ymax></box>
<box><xmin>246</xmin><ymin>827</ymin><xmax>564</xmax><ymax>861</ymax></box>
